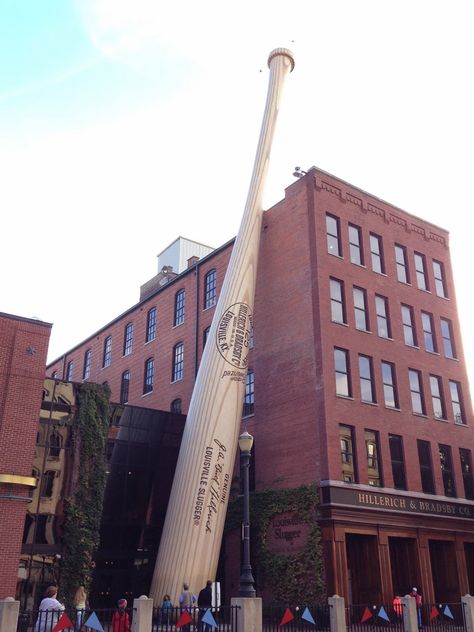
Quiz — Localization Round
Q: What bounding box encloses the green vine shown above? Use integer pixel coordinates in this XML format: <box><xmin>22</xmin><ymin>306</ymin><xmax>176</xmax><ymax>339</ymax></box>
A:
<box><xmin>60</xmin><ymin>383</ymin><xmax>110</xmax><ymax>610</ymax></box>
<box><xmin>225</xmin><ymin>484</ymin><xmax>326</xmax><ymax>604</ymax></box>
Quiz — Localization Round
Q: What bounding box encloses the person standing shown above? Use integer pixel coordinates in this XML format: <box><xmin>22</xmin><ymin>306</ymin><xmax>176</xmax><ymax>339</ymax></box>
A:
<box><xmin>179</xmin><ymin>583</ymin><xmax>196</xmax><ymax>632</ymax></box>
<box><xmin>410</xmin><ymin>587</ymin><xmax>423</xmax><ymax>628</ymax></box>
<box><xmin>197</xmin><ymin>581</ymin><xmax>213</xmax><ymax>632</ymax></box>
<box><xmin>73</xmin><ymin>585</ymin><xmax>88</xmax><ymax>630</ymax></box>
<box><xmin>160</xmin><ymin>594</ymin><xmax>173</xmax><ymax>626</ymax></box>
<box><xmin>112</xmin><ymin>598</ymin><xmax>131</xmax><ymax>632</ymax></box>
<box><xmin>34</xmin><ymin>586</ymin><xmax>65</xmax><ymax>632</ymax></box>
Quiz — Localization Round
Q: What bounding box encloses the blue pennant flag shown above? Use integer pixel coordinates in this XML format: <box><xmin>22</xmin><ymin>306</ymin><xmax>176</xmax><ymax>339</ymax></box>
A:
<box><xmin>202</xmin><ymin>609</ymin><xmax>218</xmax><ymax>629</ymax></box>
<box><xmin>443</xmin><ymin>605</ymin><xmax>454</xmax><ymax>620</ymax></box>
<box><xmin>301</xmin><ymin>608</ymin><xmax>316</xmax><ymax>624</ymax></box>
<box><xmin>84</xmin><ymin>611</ymin><xmax>105</xmax><ymax>632</ymax></box>
<box><xmin>378</xmin><ymin>606</ymin><xmax>390</xmax><ymax>622</ymax></box>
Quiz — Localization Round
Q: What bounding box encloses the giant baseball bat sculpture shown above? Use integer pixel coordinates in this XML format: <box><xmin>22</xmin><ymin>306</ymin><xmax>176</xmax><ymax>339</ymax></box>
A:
<box><xmin>150</xmin><ymin>48</ymin><xmax>294</xmax><ymax>602</ymax></box>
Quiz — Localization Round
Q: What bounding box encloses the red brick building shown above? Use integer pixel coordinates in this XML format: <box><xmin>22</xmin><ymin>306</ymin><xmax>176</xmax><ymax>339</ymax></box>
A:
<box><xmin>47</xmin><ymin>167</ymin><xmax>474</xmax><ymax>604</ymax></box>
<box><xmin>0</xmin><ymin>312</ymin><xmax>52</xmax><ymax>598</ymax></box>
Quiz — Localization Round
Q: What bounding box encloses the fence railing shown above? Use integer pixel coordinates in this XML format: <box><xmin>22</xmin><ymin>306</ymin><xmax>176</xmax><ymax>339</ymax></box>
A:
<box><xmin>418</xmin><ymin>603</ymin><xmax>465</xmax><ymax>631</ymax></box>
<box><xmin>347</xmin><ymin>603</ymin><xmax>405</xmax><ymax>631</ymax></box>
<box><xmin>17</xmin><ymin>607</ymin><xmax>133</xmax><ymax>632</ymax></box>
<box><xmin>262</xmin><ymin>604</ymin><xmax>330</xmax><ymax>631</ymax></box>
<box><xmin>151</xmin><ymin>605</ymin><xmax>239</xmax><ymax>632</ymax></box>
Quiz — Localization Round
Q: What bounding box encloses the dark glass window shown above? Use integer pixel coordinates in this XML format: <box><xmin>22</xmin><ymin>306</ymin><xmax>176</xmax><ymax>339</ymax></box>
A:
<box><xmin>449</xmin><ymin>380</ymin><xmax>465</xmax><ymax>424</ymax></box>
<box><xmin>171</xmin><ymin>398</ymin><xmax>182</xmax><ymax>414</ymax></box>
<box><xmin>103</xmin><ymin>336</ymin><xmax>112</xmax><ymax>368</ymax></box>
<box><xmin>402</xmin><ymin>304</ymin><xmax>417</xmax><ymax>346</ymax></box>
<box><xmin>83</xmin><ymin>349</ymin><xmax>91</xmax><ymax>380</ymax></box>
<box><xmin>48</xmin><ymin>432</ymin><xmax>62</xmax><ymax>458</ymax></box>
<box><xmin>417</xmin><ymin>440</ymin><xmax>435</xmax><ymax>494</ymax></box>
<box><xmin>330</xmin><ymin>278</ymin><xmax>346</xmax><ymax>324</ymax></box>
<box><xmin>430</xmin><ymin>375</ymin><xmax>446</xmax><ymax>419</ymax></box>
<box><xmin>146</xmin><ymin>307</ymin><xmax>157</xmax><ymax>342</ymax></box>
<box><xmin>409</xmin><ymin>369</ymin><xmax>425</xmax><ymax>415</ymax></box>
<box><xmin>389</xmin><ymin>435</ymin><xmax>407</xmax><ymax>490</ymax></box>
<box><xmin>414</xmin><ymin>252</ymin><xmax>429</xmax><ymax>291</ymax></box>
<box><xmin>348</xmin><ymin>224</ymin><xmax>364</xmax><ymax>265</ymax></box>
<box><xmin>439</xmin><ymin>444</ymin><xmax>456</xmax><ymax>497</ymax></box>
<box><xmin>243</xmin><ymin>369</ymin><xmax>255</xmax><ymax>416</ymax></box>
<box><xmin>204</xmin><ymin>269</ymin><xmax>217</xmax><ymax>309</ymax></box>
<box><xmin>369</xmin><ymin>233</ymin><xmax>384</xmax><ymax>273</ymax></box>
<box><xmin>433</xmin><ymin>260</ymin><xmax>447</xmax><ymax>298</ymax></box>
<box><xmin>440</xmin><ymin>318</ymin><xmax>456</xmax><ymax>358</ymax></box>
<box><xmin>340</xmin><ymin>425</ymin><xmax>357</xmax><ymax>482</ymax></box>
<box><xmin>123</xmin><ymin>322</ymin><xmax>133</xmax><ymax>356</ymax></box>
<box><xmin>359</xmin><ymin>355</ymin><xmax>376</xmax><ymax>403</ymax></box>
<box><xmin>460</xmin><ymin>448</ymin><xmax>474</xmax><ymax>500</ymax></box>
<box><xmin>334</xmin><ymin>348</ymin><xmax>351</xmax><ymax>397</ymax></box>
<box><xmin>365</xmin><ymin>429</ymin><xmax>382</xmax><ymax>486</ymax></box>
<box><xmin>354</xmin><ymin>287</ymin><xmax>369</xmax><ymax>331</ymax></box>
<box><xmin>326</xmin><ymin>214</ymin><xmax>342</xmax><ymax>257</ymax></box>
<box><xmin>421</xmin><ymin>312</ymin><xmax>437</xmax><ymax>353</ymax></box>
<box><xmin>66</xmin><ymin>361</ymin><xmax>74</xmax><ymax>382</ymax></box>
<box><xmin>120</xmin><ymin>370</ymin><xmax>130</xmax><ymax>404</ymax></box>
<box><xmin>172</xmin><ymin>342</ymin><xmax>184</xmax><ymax>381</ymax></box>
<box><xmin>143</xmin><ymin>358</ymin><xmax>154</xmax><ymax>394</ymax></box>
<box><xmin>375</xmin><ymin>295</ymin><xmax>391</xmax><ymax>338</ymax></box>
<box><xmin>174</xmin><ymin>289</ymin><xmax>185</xmax><ymax>326</ymax></box>
<box><xmin>381</xmin><ymin>361</ymin><xmax>398</xmax><ymax>408</ymax></box>
<box><xmin>395</xmin><ymin>244</ymin><xmax>410</xmax><ymax>283</ymax></box>
<box><xmin>41</xmin><ymin>471</ymin><xmax>55</xmax><ymax>497</ymax></box>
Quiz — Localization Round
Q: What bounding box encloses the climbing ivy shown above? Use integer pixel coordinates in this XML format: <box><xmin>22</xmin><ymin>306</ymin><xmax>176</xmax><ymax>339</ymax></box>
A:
<box><xmin>60</xmin><ymin>382</ymin><xmax>110</xmax><ymax>610</ymax></box>
<box><xmin>225</xmin><ymin>484</ymin><xmax>326</xmax><ymax>604</ymax></box>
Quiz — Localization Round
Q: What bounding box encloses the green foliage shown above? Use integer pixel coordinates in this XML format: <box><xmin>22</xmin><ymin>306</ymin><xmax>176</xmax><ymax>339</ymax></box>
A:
<box><xmin>225</xmin><ymin>484</ymin><xmax>326</xmax><ymax>604</ymax></box>
<box><xmin>60</xmin><ymin>383</ymin><xmax>110</xmax><ymax>610</ymax></box>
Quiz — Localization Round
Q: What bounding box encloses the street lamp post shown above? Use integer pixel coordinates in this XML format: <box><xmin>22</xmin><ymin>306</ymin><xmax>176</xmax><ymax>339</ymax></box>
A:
<box><xmin>238</xmin><ymin>430</ymin><xmax>256</xmax><ymax>598</ymax></box>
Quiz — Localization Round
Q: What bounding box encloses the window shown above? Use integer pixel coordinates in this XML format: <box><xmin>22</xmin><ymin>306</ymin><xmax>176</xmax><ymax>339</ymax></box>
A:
<box><xmin>172</xmin><ymin>342</ymin><xmax>184</xmax><ymax>381</ymax></box>
<box><xmin>348</xmin><ymin>224</ymin><xmax>364</xmax><ymax>265</ymax></box>
<box><xmin>369</xmin><ymin>233</ymin><xmax>384</xmax><ymax>273</ymax></box>
<box><xmin>439</xmin><ymin>444</ymin><xmax>456</xmax><ymax>497</ymax></box>
<box><xmin>143</xmin><ymin>358</ymin><xmax>154</xmax><ymax>394</ymax></box>
<box><xmin>353</xmin><ymin>287</ymin><xmax>369</xmax><ymax>331</ymax></box>
<box><xmin>48</xmin><ymin>432</ymin><xmax>62</xmax><ymax>459</ymax></box>
<box><xmin>103</xmin><ymin>336</ymin><xmax>112</xmax><ymax>368</ymax></box>
<box><xmin>417</xmin><ymin>440</ymin><xmax>435</xmax><ymax>494</ymax></box>
<box><xmin>389</xmin><ymin>435</ymin><xmax>407</xmax><ymax>490</ymax></box>
<box><xmin>243</xmin><ymin>369</ymin><xmax>255</xmax><ymax>416</ymax></box>
<box><xmin>204</xmin><ymin>269</ymin><xmax>217</xmax><ymax>309</ymax></box>
<box><xmin>409</xmin><ymin>369</ymin><xmax>425</xmax><ymax>415</ymax></box>
<box><xmin>365</xmin><ymin>430</ymin><xmax>381</xmax><ymax>486</ymax></box>
<box><xmin>440</xmin><ymin>318</ymin><xmax>456</xmax><ymax>358</ymax></box>
<box><xmin>340</xmin><ymin>425</ymin><xmax>357</xmax><ymax>482</ymax></box>
<box><xmin>460</xmin><ymin>449</ymin><xmax>474</xmax><ymax>500</ymax></box>
<box><xmin>146</xmin><ymin>307</ymin><xmax>157</xmax><ymax>342</ymax></box>
<box><xmin>171</xmin><ymin>398</ymin><xmax>182</xmax><ymax>414</ymax></box>
<box><xmin>359</xmin><ymin>355</ymin><xmax>376</xmax><ymax>403</ymax></box>
<box><xmin>83</xmin><ymin>350</ymin><xmax>91</xmax><ymax>380</ymax></box>
<box><xmin>449</xmin><ymin>380</ymin><xmax>465</xmax><ymax>424</ymax></box>
<box><xmin>334</xmin><ymin>348</ymin><xmax>351</xmax><ymax>397</ymax></box>
<box><xmin>41</xmin><ymin>471</ymin><xmax>55</xmax><ymax>497</ymax></box>
<box><xmin>421</xmin><ymin>312</ymin><xmax>437</xmax><ymax>353</ymax></box>
<box><xmin>395</xmin><ymin>245</ymin><xmax>410</xmax><ymax>283</ymax></box>
<box><xmin>330</xmin><ymin>278</ymin><xmax>346</xmax><ymax>324</ymax></box>
<box><xmin>326</xmin><ymin>214</ymin><xmax>342</xmax><ymax>256</ymax></box>
<box><xmin>414</xmin><ymin>252</ymin><xmax>429</xmax><ymax>291</ymax></box>
<box><xmin>123</xmin><ymin>322</ymin><xmax>133</xmax><ymax>356</ymax></box>
<box><xmin>66</xmin><ymin>361</ymin><xmax>74</xmax><ymax>382</ymax></box>
<box><xmin>401</xmin><ymin>304</ymin><xmax>417</xmax><ymax>346</ymax></box>
<box><xmin>174</xmin><ymin>289</ymin><xmax>185</xmax><ymax>326</ymax></box>
<box><xmin>375</xmin><ymin>295</ymin><xmax>391</xmax><ymax>338</ymax></box>
<box><xmin>381</xmin><ymin>361</ymin><xmax>398</xmax><ymax>408</ymax></box>
<box><xmin>433</xmin><ymin>260</ymin><xmax>447</xmax><ymax>298</ymax></box>
<box><xmin>120</xmin><ymin>370</ymin><xmax>130</xmax><ymax>404</ymax></box>
<box><xmin>430</xmin><ymin>375</ymin><xmax>446</xmax><ymax>420</ymax></box>
<box><xmin>203</xmin><ymin>326</ymin><xmax>211</xmax><ymax>348</ymax></box>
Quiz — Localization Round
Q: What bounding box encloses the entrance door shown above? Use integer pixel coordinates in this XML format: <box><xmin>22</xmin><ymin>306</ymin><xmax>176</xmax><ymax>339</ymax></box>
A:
<box><xmin>346</xmin><ymin>534</ymin><xmax>381</xmax><ymax>604</ymax></box>
<box><xmin>429</xmin><ymin>540</ymin><xmax>460</xmax><ymax>603</ymax></box>
<box><xmin>464</xmin><ymin>543</ymin><xmax>474</xmax><ymax>595</ymax></box>
<box><xmin>389</xmin><ymin>537</ymin><xmax>420</xmax><ymax>597</ymax></box>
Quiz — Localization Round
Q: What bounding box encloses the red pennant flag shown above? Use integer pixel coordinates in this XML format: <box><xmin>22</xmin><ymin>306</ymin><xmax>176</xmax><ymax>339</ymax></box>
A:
<box><xmin>430</xmin><ymin>607</ymin><xmax>439</xmax><ymax>621</ymax></box>
<box><xmin>52</xmin><ymin>612</ymin><xmax>74</xmax><ymax>632</ymax></box>
<box><xmin>176</xmin><ymin>611</ymin><xmax>193</xmax><ymax>629</ymax></box>
<box><xmin>361</xmin><ymin>607</ymin><xmax>373</xmax><ymax>623</ymax></box>
<box><xmin>280</xmin><ymin>608</ymin><xmax>294</xmax><ymax>625</ymax></box>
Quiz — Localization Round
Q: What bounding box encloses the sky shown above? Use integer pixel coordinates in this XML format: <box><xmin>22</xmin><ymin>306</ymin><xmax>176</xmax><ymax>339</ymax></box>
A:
<box><xmin>1</xmin><ymin>0</ymin><xmax>473</xmax><ymax>394</ymax></box>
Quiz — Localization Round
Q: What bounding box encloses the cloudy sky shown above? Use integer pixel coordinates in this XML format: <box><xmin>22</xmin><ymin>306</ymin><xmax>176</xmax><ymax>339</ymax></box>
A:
<box><xmin>1</xmin><ymin>0</ymin><xmax>473</xmax><ymax>392</ymax></box>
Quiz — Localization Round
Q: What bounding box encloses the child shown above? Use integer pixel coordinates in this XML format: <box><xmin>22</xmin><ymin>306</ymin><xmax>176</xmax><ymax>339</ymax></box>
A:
<box><xmin>161</xmin><ymin>594</ymin><xmax>173</xmax><ymax>625</ymax></box>
<box><xmin>112</xmin><ymin>598</ymin><xmax>131</xmax><ymax>632</ymax></box>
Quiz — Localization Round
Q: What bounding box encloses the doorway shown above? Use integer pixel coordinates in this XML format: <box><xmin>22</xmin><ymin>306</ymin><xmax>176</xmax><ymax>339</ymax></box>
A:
<box><xmin>389</xmin><ymin>537</ymin><xmax>420</xmax><ymax>597</ymax></box>
<box><xmin>429</xmin><ymin>540</ymin><xmax>460</xmax><ymax>603</ymax></box>
<box><xmin>346</xmin><ymin>534</ymin><xmax>381</xmax><ymax>604</ymax></box>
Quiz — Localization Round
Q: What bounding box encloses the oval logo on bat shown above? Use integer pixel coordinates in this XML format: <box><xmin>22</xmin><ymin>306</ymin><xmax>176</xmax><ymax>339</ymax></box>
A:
<box><xmin>216</xmin><ymin>302</ymin><xmax>253</xmax><ymax>369</ymax></box>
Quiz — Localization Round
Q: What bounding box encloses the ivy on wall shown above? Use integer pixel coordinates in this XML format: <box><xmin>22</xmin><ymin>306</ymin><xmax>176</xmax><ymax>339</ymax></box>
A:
<box><xmin>225</xmin><ymin>483</ymin><xmax>326</xmax><ymax>604</ymax></box>
<box><xmin>60</xmin><ymin>383</ymin><xmax>110</xmax><ymax>610</ymax></box>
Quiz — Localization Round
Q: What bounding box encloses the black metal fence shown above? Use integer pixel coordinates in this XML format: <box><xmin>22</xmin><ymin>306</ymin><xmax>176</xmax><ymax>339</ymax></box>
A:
<box><xmin>17</xmin><ymin>607</ymin><xmax>133</xmax><ymax>631</ymax></box>
<box><xmin>151</xmin><ymin>605</ymin><xmax>239</xmax><ymax>632</ymax></box>
<box><xmin>262</xmin><ymin>604</ymin><xmax>330</xmax><ymax>632</ymax></box>
<box><xmin>347</xmin><ymin>603</ymin><xmax>404</xmax><ymax>632</ymax></box>
<box><xmin>417</xmin><ymin>603</ymin><xmax>465</xmax><ymax>632</ymax></box>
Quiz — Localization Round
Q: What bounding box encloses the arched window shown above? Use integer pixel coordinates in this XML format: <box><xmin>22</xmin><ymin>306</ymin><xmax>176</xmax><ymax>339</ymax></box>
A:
<box><xmin>66</xmin><ymin>361</ymin><xmax>74</xmax><ymax>382</ymax></box>
<box><xmin>172</xmin><ymin>343</ymin><xmax>184</xmax><ymax>382</ymax></box>
<box><xmin>174</xmin><ymin>289</ymin><xmax>185</xmax><ymax>326</ymax></box>
<box><xmin>123</xmin><ymin>322</ymin><xmax>133</xmax><ymax>356</ymax></box>
<box><xmin>143</xmin><ymin>358</ymin><xmax>154</xmax><ymax>394</ymax></box>
<box><xmin>204</xmin><ymin>269</ymin><xmax>217</xmax><ymax>309</ymax></box>
<box><xmin>83</xmin><ymin>349</ymin><xmax>92</xmax><ymax>380</ymax></box>
<box><xmin>171</xmin><ymin>398</ymin><xmax>182</xmax><ymax>414</ymax></box>
<box><xmin>103</xmin><ymin>336</ymin><xmax>112</xmax><ymax>368</ymax></box>
<box><xmin>146</xmin><ymin>307</ymin><xmax>157</xmax><ymax>342</ymax></box>
<box><xmin>121</xmin><ymin>370</ymin><xmax>130</xmax><ymax>404</ymax></box>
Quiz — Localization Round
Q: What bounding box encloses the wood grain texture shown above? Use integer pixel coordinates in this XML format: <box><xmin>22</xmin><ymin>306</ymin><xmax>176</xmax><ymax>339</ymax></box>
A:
<box><xmin>150</xmin><ymin>48</ymin><xmax>294</xmax><ymax>603</ymax></box>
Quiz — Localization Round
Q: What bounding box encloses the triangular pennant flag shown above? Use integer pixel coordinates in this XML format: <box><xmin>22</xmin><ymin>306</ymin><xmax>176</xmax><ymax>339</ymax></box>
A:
<box><xmin>361</xmin><ymin>607</ymin><xmax>373</xmax><ymax>623</ymax></box>
<box><xmin>430</xmin><ymin>606</ymin><xmax>439</xmax><ymax>621</ymax></box>
<box><xmin>202</xmin><ymin>609</ymin><xmax>218</xmax><ymax>628</ymax></box>
<box><xmin>443</xmin><ymin>605</ymin><xmax>454</xmax><ymax>620</ymax></box>
<box><xmin>378</xmin><ymin>606</ymin><xmax>390</xmax><ymax>622</ymax></box>
<box><xmin>52</xmin><ymin>612</ymin><xmax>74</xmax><ymax>632</ymax></box>
<box><xmin>280</xmin><ymin>608</ymin><xmax>294</xmax><ymax>625</ymax></box>
<box><xmin>84</xmin><ymin>611</ymin><xmax>105</xmax><ymax>632</ymax></box>
<box><xmin>301</xmin><ymin>607</ymin><xmax>315</xmax><ymax>624</ymax></box>
<box><xmin>176</xmin><ymin>610</ymin><xmax>193</xmax><ymax>629</ymax></box>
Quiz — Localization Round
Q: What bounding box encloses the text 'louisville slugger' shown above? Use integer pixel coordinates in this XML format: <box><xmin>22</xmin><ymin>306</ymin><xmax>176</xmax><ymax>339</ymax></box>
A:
<box><xmin>150</xmin><ymin>48</ymin><xmax>295</xmax><ymax>603</ymax></box>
